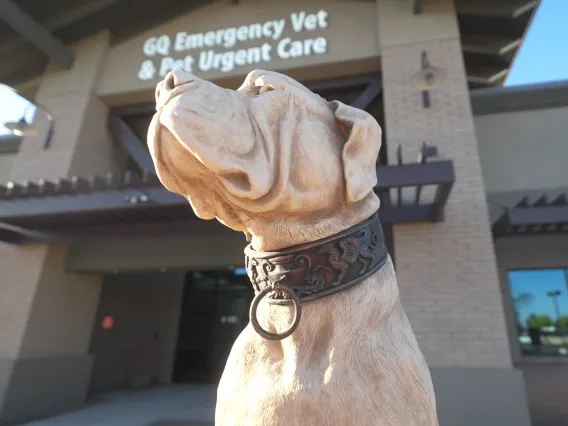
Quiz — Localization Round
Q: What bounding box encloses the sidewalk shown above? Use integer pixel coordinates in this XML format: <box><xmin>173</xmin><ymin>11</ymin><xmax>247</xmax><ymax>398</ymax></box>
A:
<box><xmin>23</xmin><ymin>385</ymin><xmax>216</xmax><ymax>426</ymax></box>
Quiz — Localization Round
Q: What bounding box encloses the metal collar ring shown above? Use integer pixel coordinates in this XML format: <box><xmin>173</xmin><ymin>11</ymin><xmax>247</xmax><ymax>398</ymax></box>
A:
<box><xmin>249</xmin><ymin>283</ymin><xmax>302</xmax><ymax>341</ymax></box>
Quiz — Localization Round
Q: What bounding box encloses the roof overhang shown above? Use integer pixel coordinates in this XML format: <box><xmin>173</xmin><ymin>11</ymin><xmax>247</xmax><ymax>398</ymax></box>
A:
<box><xmin>458</xmin><ymin>0</ymin><xmax>540</xmax><ymax>88</ymax></box>
<box><xmin>493</xmin><ymin>194</ymin><xmax>568</xmax><ymax>237</ymax></box>
<box><xmin>0</xmin><ymin>160</ymin><xmax>455</xmax><ymax>244</ymax></box>
<box><xmin>0</xmin><ymin>0</ymin><xmax>540</xmax><ymax>89</ymax></box>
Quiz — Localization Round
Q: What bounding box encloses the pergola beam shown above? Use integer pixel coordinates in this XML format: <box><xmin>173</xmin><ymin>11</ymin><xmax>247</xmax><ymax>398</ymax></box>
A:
<box><xmin>492</xmin><ymin>192</ymin><xmax>568</xmax><ymax>237</ymax></box>
<box><xmin>0</xmin><ymin>160</ymin><xmax>456</xmax><ymax>243</ymax></box>
<box><xmin>0</xmin><ymin>0</ymin><xmax>73</xmax><ymax>68</ymax></box>
<box><xmin>508</xmin><ymin>205</ymin><xmax>568</xmax><ymax>227</ymax></box>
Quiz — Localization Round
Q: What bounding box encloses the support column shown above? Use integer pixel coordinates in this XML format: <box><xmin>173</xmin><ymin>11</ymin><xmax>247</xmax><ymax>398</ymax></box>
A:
<box><xmin>0</xmin><ymin>31</ymin><xmax>124</xmax><ymax>425</ymax></box>
<box><xmin>376</xmin><ymin>1</ymin><xmax>531</xmax><ymax>425</ymax></box>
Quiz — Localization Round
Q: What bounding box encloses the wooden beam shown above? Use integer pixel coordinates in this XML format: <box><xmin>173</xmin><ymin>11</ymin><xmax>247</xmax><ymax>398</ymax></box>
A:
<box><xmin>461</xmin><ymin>34</ymin><xmax>522</xmax><ymax>56</ymax></box>
<box><xmin>0</xmin><ymin>0</ymin><xmax>74</xmax><ymax>68</ymax></box>
<box><xmin>351</xmin><ymin>80</ymin><xmax>382</xmax><ymax>111</ymax></box>
<box><xmin>467</xmin><ymin>65</ymin><xmax>510</xmax><ymax>86</ymax></box>
<box><xmin>108</xmin><ymin>114</ymin><xmax>155</xmax><ymax>174</ymax></box>
<box><xmin>376</xmin><ymin>160</ymin><xmax>455</xmax><ymax>189</ymax></box>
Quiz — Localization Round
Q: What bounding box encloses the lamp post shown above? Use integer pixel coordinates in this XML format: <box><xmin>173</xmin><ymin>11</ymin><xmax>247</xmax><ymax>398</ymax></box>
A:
<box><xmin>1</xmin><ymin>83</ymin><xmax>55</xmax><ymax>149</ymax></box>
<box><xmin>565</xmin><ymin>269</ymin><xmax>568</xmax><ymax>303</ymax></box>
<box><xmin>547</xmin><ymin>290</ymin><xmax>562</xmax><ymax>321</ymax></box>
<box><xmin>549</xmin><ymin>287</ymin><xmax>568</xmax><ymax>352</ymax></box>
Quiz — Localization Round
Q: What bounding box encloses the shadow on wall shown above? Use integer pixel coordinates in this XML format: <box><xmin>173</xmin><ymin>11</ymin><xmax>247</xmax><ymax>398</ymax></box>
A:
<box><xmin>88</xmin><ymin>271</ymin><xmax>185</xmax><ymax>393</ymax></box>
<box><xmin>520</xmin><ymin>363</ymin><xmax>568</xmax><ymax>426</ymax></box>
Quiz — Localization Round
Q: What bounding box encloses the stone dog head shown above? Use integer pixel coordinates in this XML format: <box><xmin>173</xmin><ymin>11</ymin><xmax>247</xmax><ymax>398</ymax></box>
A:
<box><xmin>148</xmin><ymin>69</ymin><xmax>382</xmax><ymax>249</ymax></box>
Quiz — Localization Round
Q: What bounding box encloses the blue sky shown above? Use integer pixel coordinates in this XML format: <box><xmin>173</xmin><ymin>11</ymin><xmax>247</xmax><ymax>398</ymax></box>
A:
<box><xmin>0</xmin><ymin>0</ymin><xmax>567</xmax><ymax>135</ymax></box>
<box><xmin>505</xmin><ymin>0</ymin><xmax>568</xmax><ymax>86</ymax></box>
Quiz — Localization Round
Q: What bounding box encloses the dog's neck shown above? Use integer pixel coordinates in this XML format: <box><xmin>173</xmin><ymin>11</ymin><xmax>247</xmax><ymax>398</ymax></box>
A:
<box><xmin>246</xmin><ymin>195</ymin><xmax>381</xmax><ymax>252</ymax></box>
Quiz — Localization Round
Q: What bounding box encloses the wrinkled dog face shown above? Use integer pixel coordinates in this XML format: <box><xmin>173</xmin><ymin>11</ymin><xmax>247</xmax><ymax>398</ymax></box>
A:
<box><xmin>148</xmin><ymin>69</ymin><xmax>381</xmax><ymax>235</ymax></box>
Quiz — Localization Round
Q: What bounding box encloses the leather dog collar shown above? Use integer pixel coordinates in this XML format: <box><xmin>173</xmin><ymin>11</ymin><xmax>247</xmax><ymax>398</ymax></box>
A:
<box><xmin>245</xmin><ymin>213</ymin><xmax>388</xmax><ymax>340</ymax></box>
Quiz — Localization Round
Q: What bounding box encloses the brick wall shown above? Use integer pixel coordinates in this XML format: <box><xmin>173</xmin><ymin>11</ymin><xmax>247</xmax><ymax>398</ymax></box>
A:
<box><xmin>377</xmin><ymin>0</ymin><xmax>511</xmax><ymax>368</ymax></box>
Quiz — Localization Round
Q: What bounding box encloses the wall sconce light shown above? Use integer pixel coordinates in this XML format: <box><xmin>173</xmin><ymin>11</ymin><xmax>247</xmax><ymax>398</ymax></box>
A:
<box><xmin>413</xmin><ymin>0</ymin><xmax>422</xmax><ymax>14</ymax></box>
<box><xmin>1</xmin><ymin>83</ymin><xmax>55</xmax><ymax>149</ymax></box>
<box><xmin>412</xmin><ymin>50</ymin><xmax>446</xmax><ymax>108</ymax></box>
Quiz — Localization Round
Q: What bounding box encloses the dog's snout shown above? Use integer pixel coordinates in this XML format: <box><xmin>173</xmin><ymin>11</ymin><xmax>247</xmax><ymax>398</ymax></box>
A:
<box><xmin>164</xmin><ymin>70</ymin><xmax>197</xmax><ymax>89</ymax></box>
<box><xmin>156</xmin><ymin>71</ymin><xmax>200</xmax><ymax>110</ymax></box>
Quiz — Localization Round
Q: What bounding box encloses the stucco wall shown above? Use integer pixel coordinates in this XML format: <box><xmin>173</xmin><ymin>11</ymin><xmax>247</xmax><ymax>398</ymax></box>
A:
<box><xmin>0</xmin><ymin>154</ymin><xmax>15</xmax><ymax>184</ymax></box>
<box><xmin>66</xmin><ymin>235</ymin><xmax>247</xmax><ymax>273</ymax></box>
<box><xmin>88</xmin><ymin>271</ymin><xmax>184</xmax><ymax>392</ymax></box>
<box><xmin>475</xmin><ymin>105</ymin><xmax>568</xmax><ymax>194</ymax></box>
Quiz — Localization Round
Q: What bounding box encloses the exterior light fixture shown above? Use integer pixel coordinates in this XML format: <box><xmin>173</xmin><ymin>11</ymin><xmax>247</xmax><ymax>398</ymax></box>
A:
<box><xmin>1</xmin><ymin>83</ymin><xmax>55</xmax><ymax>149</ymax></box>
<box><xmin>413</xmin><ymin>0</ymin><xmax>422</xmax><ymax>14</ymax></box>
<box><xmin>412</xmin><ymin>50</ymin><xmax>446</xmax><ymax>108</ymax></box>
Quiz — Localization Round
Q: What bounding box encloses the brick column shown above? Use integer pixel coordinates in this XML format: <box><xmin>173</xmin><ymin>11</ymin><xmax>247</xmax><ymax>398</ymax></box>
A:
<box><xmin>376</xmin><ymin>1</ymin><xmax>531</xmax><ymax>425</ymax></box>
<box><xmin>0</xmin><ymin>31</ymin><xmax>124</xmax><ymax>425</ymax></box>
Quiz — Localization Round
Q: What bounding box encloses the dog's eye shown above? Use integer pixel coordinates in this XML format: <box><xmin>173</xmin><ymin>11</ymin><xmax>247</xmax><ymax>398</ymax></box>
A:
<box><xmin>258</xmin><ymin>85</ymin><xmax>274</xmax><ymax>94</ymax></box>
<box><xmin>253</xmin><ymin>84</ymin><xmax>274</xmax><ymax>96</ymax></box>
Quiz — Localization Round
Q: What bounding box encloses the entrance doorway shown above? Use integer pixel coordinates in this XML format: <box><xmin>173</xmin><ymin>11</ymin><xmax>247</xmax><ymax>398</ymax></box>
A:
<box><xmin>172</xmin><ymin>269</ymin><xmax>253</xmax><ymax>384</ymax></box>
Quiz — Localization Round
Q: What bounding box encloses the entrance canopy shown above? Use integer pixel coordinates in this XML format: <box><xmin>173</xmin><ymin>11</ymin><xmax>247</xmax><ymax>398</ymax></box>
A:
<box><xmin>493</xmin><ymin>193</ymin><xmax>568</xmax><ymax>237</ymax></box>
<box><xmin>0</xmin><ymin>158</ymin><xmax>455</xmax><ymax>244</ymax></box>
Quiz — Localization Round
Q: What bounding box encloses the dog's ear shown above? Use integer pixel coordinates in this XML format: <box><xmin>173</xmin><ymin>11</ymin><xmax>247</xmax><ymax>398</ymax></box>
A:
<box><xmin>329</xmin><ymin>101</ymin><xmax>382</xmax><ymax>203</ymax></box>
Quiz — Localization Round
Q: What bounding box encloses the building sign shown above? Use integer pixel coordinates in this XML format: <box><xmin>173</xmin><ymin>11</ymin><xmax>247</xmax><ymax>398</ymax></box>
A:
<box><xmin>137</xmin><ymin>10</ymin><xmax>329</xmax><ymax>81</ymax></box>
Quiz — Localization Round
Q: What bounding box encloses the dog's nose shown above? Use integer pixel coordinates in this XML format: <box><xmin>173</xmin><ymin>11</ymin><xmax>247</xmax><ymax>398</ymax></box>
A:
<box><xmin>164</xmin><ymin>70</ymin><xmax>197</xmax><ymax>89</ymax></box>
<box><xmin>156</xmin><ymin>71</ymin><xmax>199</xmax><ymax>110</ymax></box>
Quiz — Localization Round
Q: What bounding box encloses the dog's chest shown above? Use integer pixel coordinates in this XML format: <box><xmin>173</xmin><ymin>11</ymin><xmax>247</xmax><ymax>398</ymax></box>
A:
<box><xmin>216</xmin><ymin>331</ymin><xmax>434</xmax><ymax>426</ymax></box>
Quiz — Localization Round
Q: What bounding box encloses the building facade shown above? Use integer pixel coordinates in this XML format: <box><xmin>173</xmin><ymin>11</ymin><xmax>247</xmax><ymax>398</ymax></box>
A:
<box><xmin>0</xmin><ymin>0</ymin><xmax>566</xmax><ymax>425</ymax></box>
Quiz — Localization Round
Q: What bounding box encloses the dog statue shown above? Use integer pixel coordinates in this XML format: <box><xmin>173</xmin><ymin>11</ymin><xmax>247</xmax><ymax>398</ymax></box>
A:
<box><xmin>148</xmin><ymin>69</ymin><xmax>438</xmax><ymax>426</ymax></box>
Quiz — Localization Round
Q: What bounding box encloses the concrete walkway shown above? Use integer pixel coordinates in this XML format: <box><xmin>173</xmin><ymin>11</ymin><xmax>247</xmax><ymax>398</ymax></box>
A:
<box><xmin>23</xmin><ymin>385</ymin><xmax>216</xmax><ymax>426</ymax></box>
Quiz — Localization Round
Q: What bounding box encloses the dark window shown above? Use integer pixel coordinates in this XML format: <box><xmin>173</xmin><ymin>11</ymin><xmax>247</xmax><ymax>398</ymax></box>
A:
<box><xmin>508</xmin><ymin>268</ymin><xmax>568</xmax><ymax>357</ymax></box>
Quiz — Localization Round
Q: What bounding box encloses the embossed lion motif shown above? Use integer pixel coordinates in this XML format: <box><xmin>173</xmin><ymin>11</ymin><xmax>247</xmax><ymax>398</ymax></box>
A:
<box><xmin>318</xmin><ymin>232</ymin><xmax>375</xmax><ymax>286</ymax></box>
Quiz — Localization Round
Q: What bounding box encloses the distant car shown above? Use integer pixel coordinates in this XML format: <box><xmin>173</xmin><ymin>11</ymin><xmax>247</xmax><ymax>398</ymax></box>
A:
<box><xmin>519</xmin><ymin>335</ymin><xmax>532</xmax><ymax>345</ymax></box>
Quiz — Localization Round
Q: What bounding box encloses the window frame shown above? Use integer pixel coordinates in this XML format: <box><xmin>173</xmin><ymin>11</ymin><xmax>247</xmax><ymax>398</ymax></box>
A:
<box><xmin>506</xmin><ymin>265</ymin><xmax>568</xmax><ymax>362</ymax></box>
